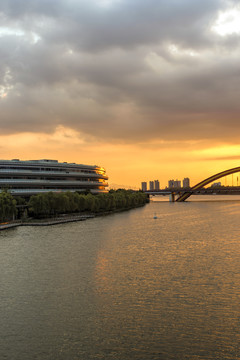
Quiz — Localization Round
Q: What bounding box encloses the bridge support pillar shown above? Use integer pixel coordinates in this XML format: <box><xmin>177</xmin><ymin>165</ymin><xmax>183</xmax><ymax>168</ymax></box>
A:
<box><xmin>169</xmin><ymin>192</ymin><xmax>175</xmax><ymax>202</ymax></box>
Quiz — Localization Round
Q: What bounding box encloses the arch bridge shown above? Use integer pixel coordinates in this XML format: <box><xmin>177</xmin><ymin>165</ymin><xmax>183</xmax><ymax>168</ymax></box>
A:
<box><xmin>177</xmin><ymin>166</ymin><xmax>240</xmax><ymax>202</ymax></box>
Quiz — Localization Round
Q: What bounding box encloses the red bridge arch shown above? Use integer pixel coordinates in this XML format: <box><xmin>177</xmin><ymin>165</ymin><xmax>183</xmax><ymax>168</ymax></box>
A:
<box><xmin>177</xmin><ymin>166</ymin><xmax>240</xmax><ymax>202</ymax></box>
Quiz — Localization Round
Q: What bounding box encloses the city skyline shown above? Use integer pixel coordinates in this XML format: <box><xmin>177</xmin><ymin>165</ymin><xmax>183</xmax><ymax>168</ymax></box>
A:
<box><xmin>1</xmin><ymin>1</ymin><xmax>240</xmax><ymax>187</ymax></box>
<box><xmin>142</xmin><ymin>177</ymin><xmax>190</xmax><ymax>191</ymax></box>
<box><xmin>141</xmin><ymin>173</ymin><xmax>240</xmax><ymax>191</ymax></box>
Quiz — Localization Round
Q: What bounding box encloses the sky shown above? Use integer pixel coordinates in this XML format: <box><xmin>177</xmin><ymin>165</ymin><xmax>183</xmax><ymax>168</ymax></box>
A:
<box><xmin>1</xmin><ymin>0</ymin><xmax>240</xmax><ymax>188</ymax></box>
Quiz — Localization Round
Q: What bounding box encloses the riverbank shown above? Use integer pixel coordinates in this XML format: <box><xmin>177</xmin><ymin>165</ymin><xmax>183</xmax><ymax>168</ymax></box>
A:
<box><xmin>0</xmin><ymin>214</ymin><xmax>95</xmax><ymax>231</ymax></box>
<box><xmin>0</xmin><ymin>204</ymin><xmax>146</xmax><ymax>231</ymax></box>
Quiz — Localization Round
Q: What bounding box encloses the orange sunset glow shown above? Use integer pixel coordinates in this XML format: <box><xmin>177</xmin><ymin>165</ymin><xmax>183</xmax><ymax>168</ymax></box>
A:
<box><xmin>1</xmin><ymin>1</ymin><xmax>240</xmax><ymax>189</ymax></box>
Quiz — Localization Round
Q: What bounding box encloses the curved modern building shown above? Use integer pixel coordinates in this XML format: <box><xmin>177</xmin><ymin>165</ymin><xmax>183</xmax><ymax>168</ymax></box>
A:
<box><xmin>0</xmin><ymin>159</ymin><xmax>108</xmax><ymax>196</ymax></box>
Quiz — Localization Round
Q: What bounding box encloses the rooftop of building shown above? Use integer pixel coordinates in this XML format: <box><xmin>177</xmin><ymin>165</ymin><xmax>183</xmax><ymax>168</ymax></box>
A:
<box><xmin>0</xmin><ymin>159</ymin><xmax>103</xmax><ymax>169</ymax></box>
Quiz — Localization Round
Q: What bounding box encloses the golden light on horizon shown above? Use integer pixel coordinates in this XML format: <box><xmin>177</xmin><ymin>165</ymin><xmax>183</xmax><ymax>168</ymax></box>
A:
<box><xmin>0</xmin><ymin>127</ymin><xmax>239</xmax><ymax>189</ymax></box>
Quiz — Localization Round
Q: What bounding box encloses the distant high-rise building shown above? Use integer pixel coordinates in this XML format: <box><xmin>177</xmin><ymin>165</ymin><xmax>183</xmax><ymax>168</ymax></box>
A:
<box><xmin>211</xmin><ymin>182</ymin><xmax>221</xmax><ymax>187</ymax></box>
<box><xmin>149</xmin><ymin>181</ymin><xmax>154</xmax><ymax>191</ymax></box>
<box><xmin>183</xmin><ymin>177</ymin><xmax>190</xmax><ymax>188</ymax></box>
<box><xmin>141</xmin><ymin>182</ymin><xmax>147</xmax><ymax>192</ymax></box>
<box><xmin>154</xmin><ymin>180</ymin><xmax>160</xmax><ymax>191</ymax></box>
<box><xmin>174</xmin><ymin>180</ymin><xmax>181</xmax><ymax>188</ymax></box>
<box><xmin>168</xmin><ymin>179</ymin><xmax>174</xmax><ymax>189</ymax></box>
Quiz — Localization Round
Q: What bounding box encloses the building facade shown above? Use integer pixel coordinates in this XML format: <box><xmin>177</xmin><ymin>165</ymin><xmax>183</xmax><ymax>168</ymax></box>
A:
<box><xmin>173</xmin><ymin>180</ymin><xmax>181</xmax><ymax>188</ymax></box>
<box><xmin>141</xmin><ymin>182</ymin><xmax>147</xmax><ymax>192</ymax></box>
<box><xmin>182</xmin><ymin>177</ymin><xmax>190</xmax><ymax>188</ymax></box>
<box><xmin>154</xmin><ymin>180</ymin><xmax>160</xmax><ymax>191</ymax></box>
<box><xmin>168</xmin><ymin>179</ymin><xmax>174</xmax><ymax>189</ymax></box>
<box><xmin>211</xmin><ymin>182</ymin><xmax>221</xmax><ymax>187</ymax></box>
<box><xmin>0</xmin><ymin>159</ymin><xmax>108</xmax><ymax>196</ymax></box>
<box><xmin>149</xmin><ymin>181</ymin><xmax>154</xmax><ymax>191</ymax></box>
<box><xmin>168</xmin><ymin>179</ymin><xmax>182</xmax><ymax>189</ymax></box>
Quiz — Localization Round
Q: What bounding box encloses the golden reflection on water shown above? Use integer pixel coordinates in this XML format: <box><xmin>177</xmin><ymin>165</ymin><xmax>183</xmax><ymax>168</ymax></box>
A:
<box><xmin>1</xmin><ymin>199</ymin><xmax>240</xmax><ymax>359</ymax></box>
<box><xmin>91</xmin><ymin>200</ymin><xmax>240</xmax><ymax>359</ymax></box>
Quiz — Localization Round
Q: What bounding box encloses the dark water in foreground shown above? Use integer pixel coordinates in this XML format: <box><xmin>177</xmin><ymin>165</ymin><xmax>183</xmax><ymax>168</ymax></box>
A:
<box><xmin>1</xmin><ymin>197</ymin><xmax>240</xmax><ymax>359</ymax></box>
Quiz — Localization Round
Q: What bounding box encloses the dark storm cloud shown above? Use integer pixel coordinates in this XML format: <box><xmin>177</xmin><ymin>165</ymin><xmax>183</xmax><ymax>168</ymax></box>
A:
<box><xmin>0</xmin><ymin>0</ymin><xmax>240</xmax><ymax>143</ymax></box>
<box><xmin>0</xmin><ymin>0</ymin><xmax>223</xmax><ymax>49</ymax></box>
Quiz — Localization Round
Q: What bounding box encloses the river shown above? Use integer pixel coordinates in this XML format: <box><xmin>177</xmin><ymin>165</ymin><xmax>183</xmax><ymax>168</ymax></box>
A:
<box><xmin>1</xmin><ymin>197</ymin><xmax>240</xmax><ymax>359</ymax></box>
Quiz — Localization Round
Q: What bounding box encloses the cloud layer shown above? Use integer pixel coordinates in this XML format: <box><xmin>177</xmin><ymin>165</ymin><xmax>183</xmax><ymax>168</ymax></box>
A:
<box><xmin>1</xmin><ymin>0</ymin><xmax>240</xmax><ymax>144</ymax></box>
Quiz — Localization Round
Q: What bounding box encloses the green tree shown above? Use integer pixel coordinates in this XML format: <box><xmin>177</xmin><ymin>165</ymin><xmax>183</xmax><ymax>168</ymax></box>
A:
<box><xmin>0</xmin><ymin>191</ymin><xmax>17</xmax><ymax>221</ymax></box>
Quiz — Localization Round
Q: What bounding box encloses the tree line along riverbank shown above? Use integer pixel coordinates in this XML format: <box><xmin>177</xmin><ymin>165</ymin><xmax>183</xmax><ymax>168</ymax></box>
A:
<box><xmin>0</xmin><ymin>189</ymin><xmax>148</xmax><ymax>223</ymax></box>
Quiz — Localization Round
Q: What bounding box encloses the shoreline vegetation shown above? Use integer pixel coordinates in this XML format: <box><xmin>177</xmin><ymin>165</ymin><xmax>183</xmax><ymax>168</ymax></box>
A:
<box><xmin>0</xmin><ymin>189</ymin><xmax>148</xmax><ymax>231</ymax></box>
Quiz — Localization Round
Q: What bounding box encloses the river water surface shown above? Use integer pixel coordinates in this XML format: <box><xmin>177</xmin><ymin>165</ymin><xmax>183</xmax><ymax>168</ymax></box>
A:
<box><xmin>1</xmin><ymin>196</ymin><xmax>240</xmax><ymax>359</ymax></box>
